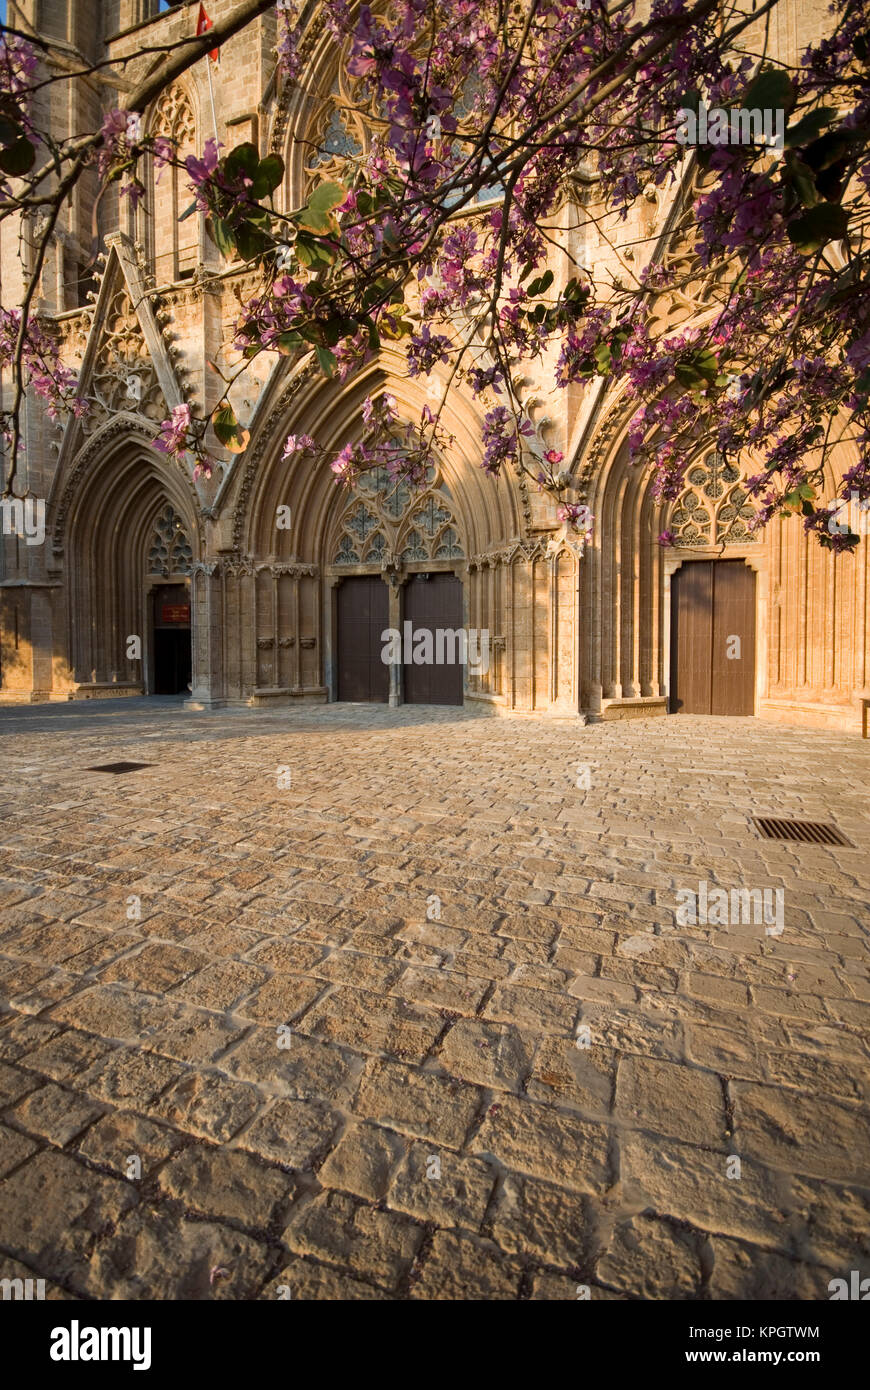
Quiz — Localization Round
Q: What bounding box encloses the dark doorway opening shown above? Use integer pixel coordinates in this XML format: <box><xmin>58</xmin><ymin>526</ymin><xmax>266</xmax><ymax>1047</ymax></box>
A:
<box><xmin>336</xmin><ymin>575</ymin><xmax>390</xmax><ymax>702</ymax></box>
<box><xmin>403</xmin><ymin>572</ymin><xmax>464</xmax><ymax>706</ymax></box>
<box><xmin>670</xmin><ymin>559</ymin><xmax>756</xmax><ymax>715</ymax></box>
<box><xmin>152</xmin><ymin>584</ymin><xmax>192</xmax><ymax>695</ymax></box>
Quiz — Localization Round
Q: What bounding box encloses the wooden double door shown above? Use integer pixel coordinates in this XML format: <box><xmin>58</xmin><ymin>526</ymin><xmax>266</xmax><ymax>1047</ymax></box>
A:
<box><xmin>335</xmin><ymin>572</ymin><xmax>464</xmax><ymax>705</ymax></box>
<box><xmin>670</xmin><ymin>560</ymin><xmax>756</xmax><ymax>715</ymax></box>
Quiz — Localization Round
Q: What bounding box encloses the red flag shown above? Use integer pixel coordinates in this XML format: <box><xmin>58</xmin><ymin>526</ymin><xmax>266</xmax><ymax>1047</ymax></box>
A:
<box><xmin>196</xmin><ymin>4</ymin><xmax>219</xmax><ymax>64</ymax></box>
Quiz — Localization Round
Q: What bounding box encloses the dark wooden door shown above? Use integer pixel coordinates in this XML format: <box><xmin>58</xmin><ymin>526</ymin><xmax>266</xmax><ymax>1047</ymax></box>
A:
<box><xmin>670</xmin><ymin>560</ymin><xmax>756</xmax><ymax>715</ymax></box>
<box><xmin>402</xmin><ymin>573</ymin><xmax>464</xmax><ymax>706</ymax></box>
<box><xmin>336</xmin><ymin>575</ymin><xmax>389</xmax><ymax>702</ymax></box>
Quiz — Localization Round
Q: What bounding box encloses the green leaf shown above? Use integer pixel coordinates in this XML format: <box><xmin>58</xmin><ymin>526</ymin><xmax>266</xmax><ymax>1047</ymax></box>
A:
<box><xmin>741</xmin><ymin>68</ymin><xmax>796</xmax><ymax>117</ymax></box>
<box><xmin>784</xmin><ymin>107</ymin><xmax>838</xmax><ymax>148</ymax></box>
<box><xmin>593</xmin><ymin>342</ymin><xmax>612</xmax><ymax>373</ymax></box>
<box><xmin>252</xmin><ymin>153</ymin><xmax>285</xmax><ymax>199</ymax></box>
<box><xmin>0</xmin><ymin>115</ymin><xmax>23</xmax><ymax>147</ymax></box>
<box><xmin>527</xmin><ymin>269</ymin><xmax>554</xmax><ymax>297</ymax></box>
<box><xmin>276</xmin><ymin>332</ymin><xmax>303</xmax><ymax>355</ymax></box>
<box><xmin>207</xmin><ymin>217</ymin><xmax>237</xmax><ymax>259</ymax></box>
<box><xmin>0</xmin><ymin>136</ymin><xmax>35</xmax><ymax>176</ymax></box>
<box><xmin>803</xmin><ymin>130</ymin><xmax>853</xmax><ymax>172</ymax></box>
<box><xmin>178</xmin><ymin>199</ymin><xmax>200</xmax><ymax>222</ymax></box>
<box><xmin>295</xmin><ymin>205</ymin><xmax>333</xmax><ymax>234</ymax></box>
<box><xmin>675</xmin><ymin>362</ymin><xmax>702</xmax><ymax>389</ymax></box>
<box><xmin>212</xmin><ymin>400</ymin><xmax>250</xmax><ymax>453</ymax></box>
<box><xmin>224</xmin><ymin>142</ymin><xmax>259</xmax><ymax>180</ymax></box>
<box><xmin>295</xmin><ymin>232</ymin><xmax>336</xmax><ymax>269</ymax></box>
<box><xmin>787</xmin><ymin>202</ymin><xmax>849</xmax><ymax>253</ymax></box>
<box><xmin>316</xmin><ymin>346</ymin><xmax>337</xmax><ymax>377</ymax></box>
<box><xmin>234</xmin><ymin>222</ymin><xmax>272</xmax><ymax>262</ymax></box>
<box><xmin>309</xmin><ymin>181</ymin><xmax>346</xmax><ymax>214</ymax></box>
<box><xmin>782</xmin><ymin>152</ymin><xmax>819</xmax><ymax>208</ymax></box>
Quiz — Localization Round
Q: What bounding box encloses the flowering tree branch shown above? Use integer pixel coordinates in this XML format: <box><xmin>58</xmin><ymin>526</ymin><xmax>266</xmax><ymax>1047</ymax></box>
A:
<box><xmin>0</xmin><ymin>0</ymin><xmax>868</xmax><ymax>553</ymax></box>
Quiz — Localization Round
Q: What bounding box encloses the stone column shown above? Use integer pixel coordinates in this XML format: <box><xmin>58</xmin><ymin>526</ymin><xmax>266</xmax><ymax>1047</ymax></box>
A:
<box><xmin>188</xmin><ymin>561</ymin><xmax>226</xmax><ymax>708</ymax></box>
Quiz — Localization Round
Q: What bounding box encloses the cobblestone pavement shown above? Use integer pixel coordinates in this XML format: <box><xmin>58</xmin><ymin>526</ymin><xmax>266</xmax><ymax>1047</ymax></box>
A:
<box><xmin>0</xmin><ymin>698</ymin><xmax>868</xmax><ymax>1301</ymax></box>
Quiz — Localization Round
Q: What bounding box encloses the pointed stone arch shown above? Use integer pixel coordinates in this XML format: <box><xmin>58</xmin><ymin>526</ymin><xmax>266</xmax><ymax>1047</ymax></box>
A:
<box><xmin>59</xmin><ymin>421</ymin><xmax>201</xmax><ymax>694</ymax></box>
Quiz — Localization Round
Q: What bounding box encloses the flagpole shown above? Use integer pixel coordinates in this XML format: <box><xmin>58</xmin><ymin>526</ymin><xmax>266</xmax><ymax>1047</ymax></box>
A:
<box><xmin>205</xmin><ymin>54</ymin><xmax>218</xmax><ymax>142</ymax></box>
<box><xmin>197</xmin><ymin>4</ymin><xmax>219</xmax><ymax>142</ymax></box>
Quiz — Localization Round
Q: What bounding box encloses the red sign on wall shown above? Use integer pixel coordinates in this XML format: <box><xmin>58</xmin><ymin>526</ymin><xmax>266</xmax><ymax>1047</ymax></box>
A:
<box><xmin>161</xmin><ymin>605</ymin><xmax>190</xmax><ymax>624</ymax></box>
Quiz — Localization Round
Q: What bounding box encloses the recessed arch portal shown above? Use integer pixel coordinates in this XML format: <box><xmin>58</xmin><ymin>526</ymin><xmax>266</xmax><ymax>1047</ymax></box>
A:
<box><xmin>62</xmin><ymin>429</ymin><xmax>200</xmax><ymax>695</ymax></box>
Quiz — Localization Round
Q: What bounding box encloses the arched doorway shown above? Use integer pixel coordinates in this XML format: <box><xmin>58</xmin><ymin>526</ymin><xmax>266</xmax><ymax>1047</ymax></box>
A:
<box><xmin>327</xmin><ymin>463</ymin><xmax>467</xmax><ymax>706</ymax></box>
<box><xmin>60</xmin><ymin>432</ymin><xmax>199</xmax><ymax>698</ymax></box>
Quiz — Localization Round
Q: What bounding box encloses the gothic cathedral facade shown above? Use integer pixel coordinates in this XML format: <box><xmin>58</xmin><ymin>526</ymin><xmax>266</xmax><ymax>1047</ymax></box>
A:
<box><xmin>2</xmin><ymin>0</ymin><xmax>867</xmax><ymax>731</ymax></box>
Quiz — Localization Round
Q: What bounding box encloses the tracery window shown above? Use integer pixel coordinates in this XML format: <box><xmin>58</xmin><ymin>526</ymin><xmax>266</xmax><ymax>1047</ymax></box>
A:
<box><xmin>148</xmin><ymin>506</ymin><xmax>193</xmax><ymax>576</ymax></box>
<box><xmin>150</xmin><ymin>85</ymin><xmax>198</xmax><ymax>282</ymax></box>
<box><xmin>669</xmin><ymin>452</ymin><xmax>758</xmax><ymax>547</ymax></box>
<box><xmin>330</xmin><ymin>461</ymin><xmax>464</xmax><ymax>566</ymax></box>
<box><xmin>303</xmin><ymin>74</ymin><xmax>366</xmax><ymax>193</ymax></box>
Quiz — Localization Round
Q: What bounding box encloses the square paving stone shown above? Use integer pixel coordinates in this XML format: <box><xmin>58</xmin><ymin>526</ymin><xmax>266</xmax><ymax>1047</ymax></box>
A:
<box><xmin>615</xmin><ymin>1055</ymin><xmax>728</xmax><ymax>1147</ymax></box>
<box><xmin>221</xmin><ymin>1027</ymin><xmax>362</xmax><ymax>1101</ymax></box>
<box><xmin>409</xmin><ymin>1230</ymin><xmax>522</xmax><ymax>1301</ymax></box>
<box><xmin>157</xmin><ymin>1145</ymin><xmax>298</xmax><ymax>1228</ymax></box>
<box><xmin>596</xmin><ymin>1216</ymin><xmax>703</xmax><ymax>1300</ymax></box>
<box><xmin>471</xmin><ymin>1095</ymin><xmax>611</xmax><ymax>1194</ymax></box>
<box><xmin>318</xmin><ymin>1122</ymin><xmax>403</xmax><ymax>1201</ymax></box>
<box><xmin>238</xmin><ymin>1098</ymin><xmax>341</xmax><ymax>1169</ymax></box>
<box><xmin>77</xmin><ymin>1048</ymin><xmax>186</xmax><ymax>1107</ymax></box>
<box><xmin>170</xmin><ymin>961</ymin><xmax>269</xmax><ymax>1011</ymax></box>
<box><xmin>152</xmin><ymin>1072</ymin><xmax>261</xmax><ymax>1143</ymax></box>
<box><xmin>0</xmin><ymin>1061</ymin><xmax>40</xmax><ymax>1107</ymax></box>
<box><xmin>16</xmin><ymin>1029</ymin><xmax>113</xmax><ymax>1083</ymax></box>
<box><xmin>488</xmin><ymin>1174</ymin><xmax>595</xmax><ymax>1268</ymax></box>
<box><xmin>84</xmin><ymin>1206</ymin><xmax>272</xmax><ymax>1300</ymax></box>
<box><xmin>284</xmin><ymin>1190</ymin><xmax>422</xmax><ymax>1289</ymax></box>
<box><xmin>0</xmin><ymin>1150</ymin><xmax>136</xmax><ymax>1281</ymax></box>
<box><xmin>353</xmin><ymin>1059</ymin><xmax>483</xmax><ymax>1148</ymax></box>
<box><xmin>9</xmin><ymin>1082</ymin><xmax>104</xmax><ymax>1146</ymax></box>
<box><xmin>0</xmin><ymin>1123</ymin><xmax>40</xmax><ymax>1178</ymax></box>
<box><xmin>78</xmin><ymin>1110</ymin><xmax>186</xmax><ymax>1178</ymax></box>
<box><xmin>732</xmin><ymin>1082</ymin><xmax>870</xmax><ymax>1184</ymax></box>
<box><xmin>483</xmin><ymin>983</ymin><xmax>577</xmax><ymax>1034</ymax></box>
<box><xmin>236</xmin><ymin>973</ymin><xmax>327</xmax><ymax>1025</ymax></box>
<box><xmin>387</xmin><ymin>1141</ymin><xmax>495</xmax><ymax>1230</ymax></box>
<box><xmin>436</xmin><ymin>1017</ymin><xmax>535</xmax><ymax>1092</ymax></box>
<box><xmin>302</xmin><ymin>985</ymin><xmax>445</xmax><ymax>1062</ymax></box>
<box><xmin>100</xmin><ymin>943</ymin><xmax>208</xmax><ymax>992</ymax></box>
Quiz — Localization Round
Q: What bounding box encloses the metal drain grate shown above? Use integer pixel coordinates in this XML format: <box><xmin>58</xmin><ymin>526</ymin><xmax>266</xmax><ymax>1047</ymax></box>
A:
<box><xmin>86</xmin><ymin>762</ymin><xmax>153</xmax><ymax>775</ymax></box>
<box><xmin>752</xmin><ymin>816</ymin><xmax>853</xmax><ymax>847</ymax></box>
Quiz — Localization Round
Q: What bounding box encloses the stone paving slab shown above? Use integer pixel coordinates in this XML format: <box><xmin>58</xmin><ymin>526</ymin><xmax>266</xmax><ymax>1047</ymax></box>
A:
<box><xmin>0</xmin><ymin>698</ymin><xmax>868</xmax><ymax>1300</ymax></box>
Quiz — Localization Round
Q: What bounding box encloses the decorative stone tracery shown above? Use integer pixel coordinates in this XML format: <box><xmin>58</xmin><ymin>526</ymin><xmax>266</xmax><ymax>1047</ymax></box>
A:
<box><xmin>80</xmin><ymin>288</ymin><xmax>167</xmax><ymax>436</ymax></box>
<box><xmin>330</xmin><ymin>463</ymin><xmax>465</xmax><ymax>567</ymax></box>
<box><xmin>669</xmin><ymin>451</ymin><xmax>758</xmax><ymax>547</ymax></box>
<box><xmin>147</xmin><ymin>506</ymin><xmax>193</xmax><ymax>576</ymax></box>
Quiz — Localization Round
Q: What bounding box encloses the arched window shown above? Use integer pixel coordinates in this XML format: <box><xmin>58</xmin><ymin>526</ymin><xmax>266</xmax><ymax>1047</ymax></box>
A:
<box><xmin>148</xmin><ymin>506</ymin><xmax>193</xmax><ymax>577</ymax></box>
<box><xmin>302</xmin><ymin>76</ymin><xmax>366</xmax><ymax>196</ymax></box>
<box><xmin>150</xmin><ymin>85</ymin><xmax>198</xmax><ymax>283</ymax></box>
<box><xmin>668</xmin><ymin>453</ymin><xmax>758</xmax><ymax>547</ymax></box>
<box><xmin>330</xmin><ymin>461</ymin><xmax>464</xmax><ymax>567</ymax></box>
